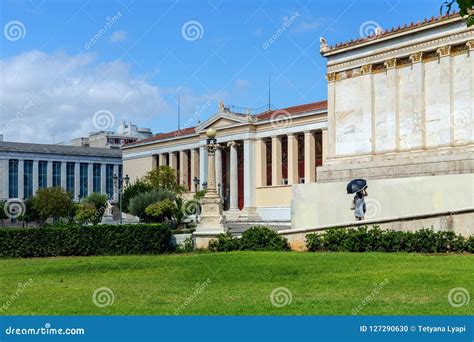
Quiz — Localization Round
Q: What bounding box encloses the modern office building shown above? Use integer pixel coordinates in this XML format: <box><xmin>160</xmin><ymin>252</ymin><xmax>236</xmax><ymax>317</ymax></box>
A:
<box><xmin>0</xmin><ymin>141</ymin><xmax>122</xmax><ymax>201</ymax></box>
<box><xmin>71</xmin><ymin>121</ymin><xmax>153</xmax><ymax>149</ymax></box>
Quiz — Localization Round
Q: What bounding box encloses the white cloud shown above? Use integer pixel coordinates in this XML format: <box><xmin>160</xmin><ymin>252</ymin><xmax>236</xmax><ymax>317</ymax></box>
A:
<box><xmin>110</xmin><ymin>30</ymin><xmax>127</xmax><ymax>43</ymax></box>
<box><xmin>0</xmin><ymin>50</ymin><xmax>171</xmax><ymax>143</ymax></box>
<box><xmin>0</xmin><ymin>50</ymin><xmax>227</xmax><ymax>144</ymax></box>
<box><xmin>234</xmin><ymin>79</ymin><xmax>250</xmax><ymax>90</ymax></box>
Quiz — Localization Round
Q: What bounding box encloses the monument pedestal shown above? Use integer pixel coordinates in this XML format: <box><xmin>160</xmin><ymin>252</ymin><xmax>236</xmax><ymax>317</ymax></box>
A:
<box><xmin>194</xmin><ymin>194</ymin><xmax>227</xmax><ymax>249</ymax></box>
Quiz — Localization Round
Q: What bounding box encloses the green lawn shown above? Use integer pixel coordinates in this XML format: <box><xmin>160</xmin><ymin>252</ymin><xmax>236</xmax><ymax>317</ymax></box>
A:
<box><xmin>0</xmin><ymin>252</ymin><xmax>472</xmax><ymax>315</ymax></box>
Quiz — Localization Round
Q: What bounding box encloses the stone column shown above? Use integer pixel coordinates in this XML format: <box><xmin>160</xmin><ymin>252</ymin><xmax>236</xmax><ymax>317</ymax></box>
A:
<box><xmin>190</xmin><ymin>148</ymin><xmax>200</xmax><ymax>190</ymax></box>
<box><xmin>61</xmin><ymin>161</ymin><xmax>67</xmax><ymax>190</ymax></box>
<box><xmin>158</xmin><ymin>154</ymin><xmax>167</xmax><ymax>166</ymax></box>
<box><xmin>287</xmin><ymin>133</ymin><xmax>299</xmax><ymax>185</ymax></box>
<box><xmin>409</xmin><ymin>52</ymin><xmax>425</xmax><ymax>149</ymax></box>
<box><xmin>241</xmin><ymin>138</ymin><xmax>259</xmax><ymax>219</ymax></box>
<box><xmin>468</xmin><ymin>41</ymin><xmax>474</xmax><ymax>143</ymax></box>
<box><xmin>326</xmin><ymin>73</ymin><xmax>336</xmax><ymax>158</ymax></box>
<box><xmin>215</xmin><ymin>147</ymin><xmax>222</xmax><ymax>196</ymax></box>
<box><xmin>87</xmin><ymin>163</ymin><xmax>93</xmax><ymax>195</ymax></box>
<box><xmin>256</xmin><ymin>138</ymin><xmax>267</xmax><ymax>187</ymax></box>
<box><xmin>321</xmin><ymin>128</ymin><xmax>328</xmax><ymax>165</ymax></box>
<box><xmin>384</xmin><ymin>59</ymin><xmax>398</xmax><ymax>152</ymax></box>
<box><xmin>32</xmin><ymin>160</ymin><xmax>39</xmax><ymax>196</ymax></box>
<box><xmin>0</xmin><ymin>160</ymin><xmax>8</xmax><ymax>200</ymax></box>
<box><xmin>113</xmin><ymin>164</ymin><xmax>119</xmax><ymax>201</ymax></box>
<box><xmin>227</xmin><ymin>141</ymin><xmax>239</xmax><ymax>214</ymax></box>
<box><xmin>304</xmin><ymin>131</ymin><xmax>316</xmax><ymax>183</ymax></box>
<box><xmin>199</xmin><ymin>146</ymin><xmax>208</xmax><ymax>189</ymax></box>
<box><xmin>271</xmin><ymin>136</ymin><xmax>282</xmax><ymax>186</ymax></box>
<box><xmin>18</xmin><ymin>159</ymin><xmax>24</xmax><ymax>199</ymax></box>
<box><xmin>100</xmin><ymin>164</ymin><xmax>106</xmax><ymax>195</ymax></box>
<box><xmin>47</xmin><ymin>161</ymin><xmax>53</xmax><ymax>188</ymax></box>
<box><xmin>435</xmin><ymin>46</ymin><xmax>453</xmax><ymax>146</ymax></box>
<box><xmin>169</xmin><ymin>152</ymin><xmax>178</xmax><ymax>171</ymax></box>
<box><xmin>74</xmin><ymin>163</ymin><xmax>80</xmax><ymax>200</ymax></box>
<box><xmin>360</xmin><ymin>64</ymin><xmax>375</xmax><ymax>153</ymax></box>
<box><xmin>179</xmin><ymin>150</ymin><xmax>189</xmax><ymax>190</ymax></box>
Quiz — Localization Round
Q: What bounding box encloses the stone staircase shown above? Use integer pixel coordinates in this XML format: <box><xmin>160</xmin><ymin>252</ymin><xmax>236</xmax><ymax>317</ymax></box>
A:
<box><xmin>225</xmin><ymin>220</ymin><xmax>291</xmax><ymax>236</ymax></box>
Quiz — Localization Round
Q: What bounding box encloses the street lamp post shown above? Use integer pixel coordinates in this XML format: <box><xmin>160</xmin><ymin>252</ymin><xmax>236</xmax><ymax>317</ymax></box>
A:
<box><xmin>192</xmin><ymin>177</ymin><xmax>200</xmax><ymax>193</ymax></box>
<box><xmin>113</xmin><ymin>173</ymin><xmax>130</xmax><ymax>225</ymax></box>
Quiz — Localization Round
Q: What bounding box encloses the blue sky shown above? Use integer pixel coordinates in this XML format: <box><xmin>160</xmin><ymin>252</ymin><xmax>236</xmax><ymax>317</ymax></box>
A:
<box><xmin>1</xmin><ymin>0</ymin><xmax>443</xmax><ymax>143</ymax></box>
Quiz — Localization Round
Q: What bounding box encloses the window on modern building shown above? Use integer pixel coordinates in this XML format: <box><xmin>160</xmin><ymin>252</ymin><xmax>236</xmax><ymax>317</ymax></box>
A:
<box><xmin>8</xmin><ymin>159</ymin><xmax>19</xmax><ymax>198</ymax></box>
<box><xmin>66</xmin><ymin>162</ymin><xmax>75</xmax><ymax>195</ymax></box>
<box><xmin>80</xmin><ymin>163</ymin><xmax>88</xmax><ymax>199</ymax></box>
<box><xmin>93</xmin><ymin>163</ymin><xmax>101</xmax><ymax>193</ymax></box>
<box><xmin>24</xmin><ymin>160</ymin><xmax>33</xmax><ymax>199</ymax></box>
<box><xmin>106</xmin><ymin>164</ymin><xmax>114</xmax><ymax>199</ymax></box>
<box><xmin>52</xmin><ymin>161</ymin><xmax>61</xmax><ymax>187</ymax></box>
<box><xmin>38</xmin><ymin>161</ymin><xmax>48</xmax><ymax>189</ymax></box>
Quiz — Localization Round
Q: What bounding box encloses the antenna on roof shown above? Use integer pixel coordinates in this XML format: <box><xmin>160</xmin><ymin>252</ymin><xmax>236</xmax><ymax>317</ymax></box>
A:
<box><xmin>268</xmin><ymin>73</ymin><xmax>271</xmax><ymax>111</ymax></box>
<box><xmin>177</xmin><ymin>96</ymin><xmax>180</xmax><ymax>130</ymax></box>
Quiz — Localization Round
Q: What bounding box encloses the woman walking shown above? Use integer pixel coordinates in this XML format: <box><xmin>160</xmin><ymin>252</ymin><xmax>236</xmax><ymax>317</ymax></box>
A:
<box><xmin>353</xmin><ymin>188</ymin><xmax>367</xmax><ymax>221</ymax></box>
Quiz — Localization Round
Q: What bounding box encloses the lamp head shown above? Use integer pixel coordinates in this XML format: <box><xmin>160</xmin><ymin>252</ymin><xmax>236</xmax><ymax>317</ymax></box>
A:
<box><xmin>206</xmin><ymin>128</ymin><xmax>217</xmax><ymax>139</ymax></box>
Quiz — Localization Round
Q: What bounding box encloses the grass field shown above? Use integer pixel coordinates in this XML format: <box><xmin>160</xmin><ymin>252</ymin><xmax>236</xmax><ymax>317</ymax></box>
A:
<box><xmin>0</xmin><ymin>252</ymin><xmax>472</xmax><ymax>315</ymax></box>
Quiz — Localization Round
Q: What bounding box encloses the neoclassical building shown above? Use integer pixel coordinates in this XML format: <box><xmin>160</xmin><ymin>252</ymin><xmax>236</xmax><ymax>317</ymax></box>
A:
<box><xmin>123</xmin><ymin>13</ymin><xmax>474</xmax><ymax>241</ymax></box>
<box><xmin>123</xmin><ymin>101</ymin><xmax>328</xmax><ymax>223</ymax></box>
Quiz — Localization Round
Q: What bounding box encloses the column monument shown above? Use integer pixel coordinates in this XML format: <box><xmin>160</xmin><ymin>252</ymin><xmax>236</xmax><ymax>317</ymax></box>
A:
<box><xmin>194</xmin><ymin>128</ymin><xmax>227</xmax><ymax>248</ymax></box>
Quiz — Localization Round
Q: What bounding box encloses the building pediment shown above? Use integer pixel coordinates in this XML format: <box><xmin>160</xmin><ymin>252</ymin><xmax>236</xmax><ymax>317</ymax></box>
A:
<box><xmin>196</xmin><ymin>111</ymin><xmax>252</xmax><ymax>133</ymax></box>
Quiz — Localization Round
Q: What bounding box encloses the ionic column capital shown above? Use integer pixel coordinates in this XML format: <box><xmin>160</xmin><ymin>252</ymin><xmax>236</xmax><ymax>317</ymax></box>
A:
<box><xmin>437</xmin><ymin>45</ymin><xmax>451</xmax><ymax>57</ymax></box>
<box><xmin>326</xmin><ymin>72</ymin><xmax>336</xmax><ymax>82</ymax></box>
<box><xmin>360</xmin><ymin>64</ymin><xmax>373</xmax><ymax>75</ymax></box>
<box><xmin>466</xmin><ymin>40</ymin><xmax>474</xmax><ymax>50</ymax></box>
<box><xmin>384</xmin><ymin>58</ymin><xmax>397</xmax><ymax>69</ymax></box>
<box><xmin>227</xmin><ymin>141</ymin><xmax>238</xmax><ymax>148</ymax></box>
<box><xmin>409</xmin><ymin>52</ymin><xmax>423</xmax><ymax>63</ymax></box>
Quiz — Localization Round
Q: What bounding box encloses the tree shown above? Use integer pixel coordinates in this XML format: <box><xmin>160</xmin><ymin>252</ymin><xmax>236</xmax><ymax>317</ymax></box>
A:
<box><xmin>0</xmin><ymin>201</ymin><xmax>7</xmax><ymax>227</ymax></box>
<box><xmin>128</xmin><ymin>188</ymin><xmax>176</xmax><ymax>221</ymax></box>
<box><xmin>144</xmin><ymin>166</ymin><xmax>186</xmax><ymax>194</ymax></box>
<box><xmin>145</xmin><ymin>199</ymin><xmax>176</xmax><ymax>223</ymax></box>
<box><xmin>33</xmin><ymin>187</ymin><xmax>75</xmax><ymax>224</ymax></box>
<box><xmin>441</xmin><ymin>1</ymin><xmax>474</xmax><ymax>26</ymax></box>
<box><xmin>75</xmin><ymin>203</ymin><xmax>98</xmax><ymax>225</ymax></box>
<box><xmin>122</xmin><ymin>179</ymin><xmax>152</xmax><ymax>213</ymax></box>
<box><xmin>82</xmin><ymin>193</ymin><xmax>108</xmax><ymax>225</ymax></box>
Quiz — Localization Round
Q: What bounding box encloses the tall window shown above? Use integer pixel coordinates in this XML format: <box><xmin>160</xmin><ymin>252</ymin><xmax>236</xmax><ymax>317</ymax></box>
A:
<box><xmin>24</xmin><ymin>160</ymin><xmax>33</xmax><ymax>199</ymax></box>
<box><xmin>38</xmin><ymin>161</ymin><xmax>48</xmax><ymax>188</ymax></box>
<box><xmin>93</xmin><ymin>163</ymin><xmax>101</xmax><ymax>193</ymax></box>
<box><xmin>66</xmin><ymin>162</ymin><xmax>75</xmax><ymax>195</ymax></box>
<box><xmin>8</xmin><ymin>159</ymin><xmax>19</xmax><ymax>198</ymax></box>
<box><xmin>52</xmin><ymin>161</ymin><xmax>61</xmax><ymax>187</ymax></box>
<box><xmin>80</xmin><ymin>163</ymin><xmax>88</xmax><ymax>199</ymax></box>
<box><xmin>106</xmin><ymin>164</ymin><xmax>114</xmax><ymax>199</ymax></box>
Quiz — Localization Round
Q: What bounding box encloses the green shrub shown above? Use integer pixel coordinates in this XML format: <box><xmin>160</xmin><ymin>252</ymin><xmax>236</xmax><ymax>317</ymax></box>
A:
<box><xmin>0</xmin><ymin>224</ymin><xmax>172</xmax><ymax>258</ymax></box>
<box><xmin>82</xmin><ymin>193</ymin><xmax>108</xmax><ymax>224</ymax></box>
<box><xmin>128</xmin><ymin>189</ymin><xmax>176</xmax><ymax>221</ymax></box>
<box><xmin>240</xmin><ymin>226</ymin><xmax>289</xmax><ymax>251</ymax></box>
<box><xmin>122</xmin><ymin>179</ymin><xmax>152</xmax><ymax>213</ymax></box>
<box><xmin>31</xmin><ymin>187</ymin><xmax>75</xmax><ymax>223</ymax></box>
<box><xmin>74</xmin><ymin>203</ymin><xmax>98</xmax><ymax>225</ymax></box>
<box><xmin>145</xmin><ymin>199</ymin><xmax>176</xmax><ymax>223</ymax></box>
<box><xmin>306</xmin><ymin>226</ymin><xmax>471</xmax><ymax>253</ymax></box>
<box><xmin>208</xmin><ymin>232</ymin><xmax>240</xmax><ymax>252</ymax></box>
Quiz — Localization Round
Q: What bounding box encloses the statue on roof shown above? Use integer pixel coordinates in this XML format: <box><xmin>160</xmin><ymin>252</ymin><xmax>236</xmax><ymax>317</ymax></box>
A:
<box><xmin>319</xmin><ymin>37</ymin><xmax>329</xmax><ymax>53</ymax></box>
<box><xmin>219</xmin><ymin>100</ymin><xmax>225</xmax><ymax>112</ymax></box>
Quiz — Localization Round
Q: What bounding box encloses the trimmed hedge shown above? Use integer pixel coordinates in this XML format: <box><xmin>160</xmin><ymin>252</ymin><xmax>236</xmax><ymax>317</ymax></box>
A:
<box><xmin>209</xmin><ymin>226</ymin><xmax>289</xmax><ymax>252</ymax></box>
<box><xmin>0</xmin><ymin>224</ymin><xmax>172</xmax><ymax>258</ymax></box>
<box><xmin>306</xmin><ymin>226</ymin><xmax>474</xmax><ymax>253</ymax></box>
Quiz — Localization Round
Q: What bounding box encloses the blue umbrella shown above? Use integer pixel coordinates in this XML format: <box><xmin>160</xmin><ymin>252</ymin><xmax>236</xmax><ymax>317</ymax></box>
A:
<box><xmin>346</xmin><ymin>179</ymin><xmax>367</xmax><ymax>194</ymax></box>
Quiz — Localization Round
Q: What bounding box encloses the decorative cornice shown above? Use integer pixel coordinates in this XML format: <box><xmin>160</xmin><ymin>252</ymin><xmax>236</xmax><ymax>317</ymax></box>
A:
<box><xmin>409</xmin><ymin>52</ymin><xmax>423</xmax><ymax>63</ymax></box>
<box><xmin>360</xmin><ymin>64</ymin><xmax>373</xmax><ymax>75</ymax></box>
<box><xmin>326</xmin><ymin>73</ymin><xmax>336</xmax><ymax>82</ymax></box>
<box><xmin>436</xmin><ymin>45</ymin><xmax>451</xmax><ymax>57</ymax></box>
<box><xmin>327</xmin><ymin>31</ymin><xmax>474</xmax><ymax>74</ymax></box>
<box><xmin>384</xmin><ymin>59</ymin><xmax>397</xmax><ymax>69</ymax></box>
